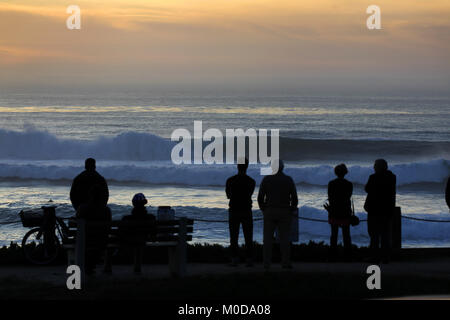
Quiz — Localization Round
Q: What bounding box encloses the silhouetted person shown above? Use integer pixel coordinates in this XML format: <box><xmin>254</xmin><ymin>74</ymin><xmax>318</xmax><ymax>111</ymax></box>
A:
<box><xmin>118</xmin><ymin>193</ymin><xmax>156</xmax><ymax>274</ymax></box>
<box><xmin>258</xmin><ymin>160</ymin><xmax>298</xmax><ymax>269</ymax></box>
<box><xmin>364</xmin><ymin>159</ymin><xmax>396</xmax><ymax>263</ymax></box>
<box><xmin>77</xmin><ymin>184</ymin><xmax>112</xmax><ymax>274</ymax></box>
<box><xmin>327</xmin><ymin>164</ymin><xmax>353</xmax><ymax>261</ymax></box>
<box><xmin>226</xmin><ymin>158</ymin><xmax>256</xmax><ymax>266</ymax></box>
<box><xmin>70</xmin><ymin>158</ymin><xmax>109</xmax><ymax>211</ymax></box>
<box><xmin>446</xmin><ymin>177</ymin><xmax>450</xmax><ymax>210</ymax></box>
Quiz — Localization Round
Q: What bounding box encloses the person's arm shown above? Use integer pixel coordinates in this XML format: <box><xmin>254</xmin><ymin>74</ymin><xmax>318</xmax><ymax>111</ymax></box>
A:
<box><xmin>328</xmin><ymin>181</ymin><xmax>331</xmax><ymax>201</ymax></box>
<box><xmin>290</xmin><ymin>178</ymin><xmax>298</xmax><ymax>210</ymax></box>
<box><xmin>99</xmin><ymin>176</ymin><xmax>109</xmax><ymax>206</ymax></box>
<box><xmin>103</xmin><ymin>178</ymin><xmax>109</xmax><ymax>205</ymax></box>
<box><xmin>327</xmin><ymin>181</ymin><xmax>332</xmax><ymax>201</ymax></box>
<box><xmin>249</xmin><ymin>179</ymin><xmax>256</xmax><ymax>197</ymax></box>
<box><xmin>350</xmin><ymin>182</ymin><xmax>353</xmax><ymax>197</ymax></box>
<box><xmin>348</xmin><ymin>181</ymin><xmax>353</xmax><ymax>200</ymax></box>
<box><xmin>70</xmin><ymin>177</ymin><xmax>80</xmax><ymax>210</ymax></box>
<box><xmin>225</xmin><ymin>178</ymin><xmax>232</xmax><ymax>199</ymax></box>
<box><xmin>257</xmin><ymin>179</ymin><xmax>266</xmax><ymax>211</ymax></box>
<box><xmin>364</xmin><ymin>176</ymin><xmax>372</xmax><ymax>193</ymax></box>
<box><xmin>392</xmin><ymin>174</ymin><xmax>397</xmax><ymax>208</ymax></box>
<box><xmin>446</xmin><ymin>178</ymin><xmax>450</xmax><ymax>209</ymax></box>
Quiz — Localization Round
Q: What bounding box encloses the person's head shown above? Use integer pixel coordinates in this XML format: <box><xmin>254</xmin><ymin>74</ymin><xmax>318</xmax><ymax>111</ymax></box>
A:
<box><xmin>237</xmin><ymin>157</ymin><xmax>249</xmax><ymax>174</ymax></box>
<box><xmin>85</xmin><ymin>158</ymin><xmax>96</xmax><ymax>172</ymax></box>
<box><xmin>272</xmin><ymin>159</ymin><xmax>284</xmax><ymax>174</ymax></box>
<box><xmin>132</xmin><ymin>193</ymin><xmax>148</xmax><ymax>208</ymax></box>
<box><xmin>334</xmin><ymin>163</ymin><xmax>348</xmax><ymax>178</ymax></box>
<box><xmin>374</xmin><ymin>159</ymin><xmax>388</xmax><ymax>173</ymax></box>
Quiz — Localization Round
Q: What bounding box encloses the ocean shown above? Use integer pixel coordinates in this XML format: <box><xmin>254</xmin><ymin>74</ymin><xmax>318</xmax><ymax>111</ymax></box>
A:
<box><xmin>0</xmin><ymin>92</ymin><xmax>449</xmax><ymax>247</ymax></box>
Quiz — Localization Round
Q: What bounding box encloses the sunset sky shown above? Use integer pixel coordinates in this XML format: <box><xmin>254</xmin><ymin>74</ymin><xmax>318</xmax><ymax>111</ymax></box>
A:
<box><xmin>0</xmin><ymin>0</ymin><xmax>449</xmax><ymax>94</ymax></box>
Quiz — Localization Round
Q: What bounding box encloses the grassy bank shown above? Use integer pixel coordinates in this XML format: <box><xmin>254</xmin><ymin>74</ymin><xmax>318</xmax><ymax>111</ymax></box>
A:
<box><xmin>1</xmin><ymin>241</ymin><xmax>372</xmax><ymax>265</ymax></box>
<box><xmin>2</xmin><ymin>241</ymin><xmax>449</xmax><ymax>266</ymax></box>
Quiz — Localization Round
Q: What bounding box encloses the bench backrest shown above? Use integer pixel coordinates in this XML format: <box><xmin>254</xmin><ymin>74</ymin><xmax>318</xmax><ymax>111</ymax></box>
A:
<box><xmin>66</xmin><ymin>218</ymin><xmax>194</xmax><ymax>242</ymax></box>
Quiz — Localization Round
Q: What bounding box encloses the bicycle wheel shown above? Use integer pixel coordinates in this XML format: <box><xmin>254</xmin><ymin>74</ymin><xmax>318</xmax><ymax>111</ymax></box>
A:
<box><xmin>22</xmin><ymin>228</ymin><xmax>60</xmax><ymax>265</ymax></box>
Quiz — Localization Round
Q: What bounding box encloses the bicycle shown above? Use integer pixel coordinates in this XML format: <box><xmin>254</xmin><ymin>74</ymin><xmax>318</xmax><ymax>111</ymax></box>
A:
<box><xmin>20</xmin><ymin>205</ymin><xmax>73</xmax><ymax>265</ymax></box>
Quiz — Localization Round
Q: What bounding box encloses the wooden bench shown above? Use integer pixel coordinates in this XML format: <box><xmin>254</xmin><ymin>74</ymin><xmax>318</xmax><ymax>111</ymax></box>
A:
<box><xmin>63</xmin><ymin>218</ymin><xmax>193</xmax><ymax>278</ymax></box>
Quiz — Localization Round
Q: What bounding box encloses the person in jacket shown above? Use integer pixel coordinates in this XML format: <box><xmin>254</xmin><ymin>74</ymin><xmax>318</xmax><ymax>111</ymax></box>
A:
<box><xmin>326</xmin><ymin>164</ymin><xmax>353</xmax><ymax>261</ymax></box>
<box><xmin>364</xmin><ymin>159</ymin><xmax>396</xmax><ymax>263</ymax></box>
<box><xmin>70</xmin><ymin>158</ymin><xmax>109</xmax><ymax>211</ymax></box>
<box><xmin>226</xmin><ymin>158</ymin><xmax>256</xmax><ymax>266</ymax></box>
<box><xmin>76</xmin><ymin>184</ymin><xmax>112</xmax><ymax>275</ymax></box>
<box><xmin>258</xmin><ymin>160</ymin><xmax>298</xmax><ymax>269</ymax></box>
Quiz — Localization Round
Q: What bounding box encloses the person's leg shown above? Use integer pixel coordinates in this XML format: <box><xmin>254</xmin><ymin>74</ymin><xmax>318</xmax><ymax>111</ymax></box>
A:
<box><xmin>368</xmin><ymin>214</ymin><xmax>380</xmax><ymax>260</ymax></box>
<box><xmin>228</xmin><ymin>210</ymin><xmax>240</xmax><ymax>264</ymax></box>
<box><xmin>134</xmin><ymin>247</ymin><xmax>143</xmax><ymax>273</ymax></box>
<box><xmin>329</xmin><ymin>224</ymin><xmax>338</xmax><ymax>260</ymax></box>
<box><xmin>86</xmin><ymin>248</ymin><xmax>99</xmax><ymax>274</ymax></box>
<box><xmin>342</xmin><ymin>225</ymin><xmax>352</xmax><ymax>259</ymax></box>
<box><xmin>278</xmin><ymin>209</ymin><xmax>292</xmax><ymax>268</ymax></box>
<box><xmin>241</xmin><ymin>210</ymin><xmax>254</xmax><ymax>265</ymax></box>
<box><xmin>381</xmin><ymin>216</ymin><xmax>392</xmax><ymax>263</ymax></box>
<box><xmin>368</xmin><ymin>214</ymin><xmax>378</xmax><ymax>250</ymax></box>
<box><xmin>85</xmin><ymin>230</ymin><xmax>97</xmax><ymax>274</ymax></box>
<box><xmin>374</xmin><ymin>216</ymin><xmax>385</xmax><ymax>261</ymax></box>
<box><xmin>263</xmin><ymin>209</ymin><xmax>277</xmax><ymax>268</ymax></box>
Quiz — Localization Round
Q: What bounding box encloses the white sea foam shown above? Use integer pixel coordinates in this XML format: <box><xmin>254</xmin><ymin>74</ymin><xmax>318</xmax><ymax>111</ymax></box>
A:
<box><xmin>0</xmin><ymin>127</ymin><xmax>447</xmax><ymax>186</ymax></box>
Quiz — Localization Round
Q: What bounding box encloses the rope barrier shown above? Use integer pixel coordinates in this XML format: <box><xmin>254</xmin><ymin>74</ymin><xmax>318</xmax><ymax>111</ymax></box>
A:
<box><xmin>401</xmin><ymin>215</ymin><xmax>450</xmax><ymax>223</ymax></box>
<box><xmin>0</xmin><ymin>220</ymin><xmax>21</xmax><ymax>225</ymax></box>
<box><xmin>180</xmin><ymin>215</ymin><xmax>450</xmax><ymax>224</ymax></box>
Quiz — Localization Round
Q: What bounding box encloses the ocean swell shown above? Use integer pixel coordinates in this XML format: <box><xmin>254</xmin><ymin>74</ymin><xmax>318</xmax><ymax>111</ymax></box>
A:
<box><xmin>0</xmin><ymin>159</ymin><xmax>447</xmax><ymax>187</ymax></box>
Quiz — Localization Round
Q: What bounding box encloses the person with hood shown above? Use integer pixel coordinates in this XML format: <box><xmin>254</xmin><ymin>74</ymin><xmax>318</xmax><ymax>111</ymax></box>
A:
<box><xmin>70</xmin><ymin>158</ymin><xmax>109</xmax><ymax>211</ymax></box>
<box><xmin>258</xmin><ymin>159</ymin><xmax>298</xmax><ymax>269</ymax></box>
<box><xmin>364</xmin><ymin>159</ymin><xmax>396</xmax><ymax>263</ymax></box>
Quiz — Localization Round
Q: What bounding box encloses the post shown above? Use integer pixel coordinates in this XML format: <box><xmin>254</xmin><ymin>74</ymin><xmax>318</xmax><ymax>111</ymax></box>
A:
<box><xmin>168</xmin><ymin>218</ymin><xmax>187</xmax><ymax>278</ymax></box>
<box><xmin>75</xmin><ymin>219</ymin><xmax>86</xmax><ymax>286</ymax></box>
<box><xmin>392</xmin><ymin>207</ymin><xmax>402</xmax><ymax>250</ymax></box>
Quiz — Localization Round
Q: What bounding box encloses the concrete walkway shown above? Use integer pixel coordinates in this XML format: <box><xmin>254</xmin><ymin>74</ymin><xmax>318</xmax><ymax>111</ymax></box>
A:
<box><xmin>1</xmin><ymin>259</ymin><xmax>450</xmax><ymax>287</ymax></box>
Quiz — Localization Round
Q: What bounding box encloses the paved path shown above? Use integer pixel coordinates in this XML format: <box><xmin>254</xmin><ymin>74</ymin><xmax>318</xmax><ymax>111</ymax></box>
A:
<box><xmin>1</xmin><ymin>259</ymin><xmax>450</xmax><ymax>287</ymax></box>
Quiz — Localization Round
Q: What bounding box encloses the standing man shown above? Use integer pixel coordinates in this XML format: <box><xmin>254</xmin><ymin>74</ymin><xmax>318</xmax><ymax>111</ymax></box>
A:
<box><xmin>364</xmin><ymin>159</ymin><xmax>396</xmax><ymax>264</ymax></box>
<box><xmin>258</xmin><ymin>160</ymin><xmax>298</xmax><ymax>269</ymax></box>
<box><xmin>226</xmin><ymin>158</ymin><xmax>256</xmax><ymax>266</ymax></box>
<box><xmin>70</xmin><ymin>158</ymin><xmax>110</xmax><ymax>275</ymax></box>
<box><xmin>70</xmin><ymin>158</ymin><xmax>109</xmax><ymax>211</ymax></box>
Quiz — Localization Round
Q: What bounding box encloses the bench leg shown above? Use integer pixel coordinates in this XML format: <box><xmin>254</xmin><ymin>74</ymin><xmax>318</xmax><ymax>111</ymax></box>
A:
<box><xmin>75</xmin><ymin>219</ymin><xmax>86</xmax><ymax>287</ymax></box>
<box><xmin>67</xmin><ymin>248</ymin><xmax>75</xmax><ymax>266</ymax></box>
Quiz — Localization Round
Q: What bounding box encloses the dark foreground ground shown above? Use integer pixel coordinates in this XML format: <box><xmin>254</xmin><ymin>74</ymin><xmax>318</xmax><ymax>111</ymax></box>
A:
<box><xmin>1</xmin><ymin>259</ymin><xmax>450</xmax><ymax>300</ymax></box>
<box><xmin>1</xmin><ymin>244</ymin><xmax>450</xmax><ymax>300</ymax></box>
